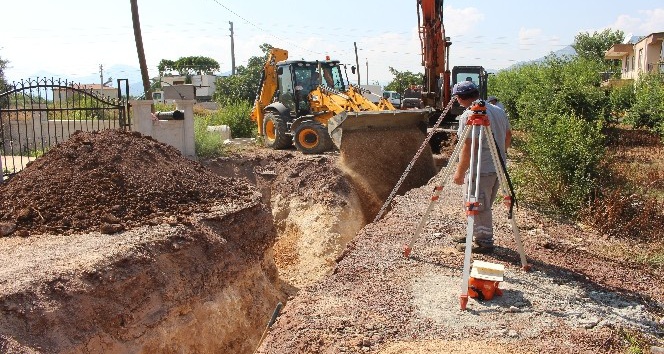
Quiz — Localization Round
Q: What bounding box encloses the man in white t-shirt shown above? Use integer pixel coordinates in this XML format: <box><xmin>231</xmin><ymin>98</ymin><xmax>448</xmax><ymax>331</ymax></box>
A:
<box><xmin>487</xmin><ymin>95</ymin><xmax>506</xmax><ymax>111</ymax></box>
<box><xmin>452</xmin><ymin>82</ymin><xmax>512</xmax><ymax>254</ymax></box>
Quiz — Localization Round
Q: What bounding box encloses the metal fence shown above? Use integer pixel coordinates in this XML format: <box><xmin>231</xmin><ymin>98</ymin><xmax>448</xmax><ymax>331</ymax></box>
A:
<box><xmin>0</xmin><ymin>77</ymin><xmax>130</xmax><ymax>180</ymax></box>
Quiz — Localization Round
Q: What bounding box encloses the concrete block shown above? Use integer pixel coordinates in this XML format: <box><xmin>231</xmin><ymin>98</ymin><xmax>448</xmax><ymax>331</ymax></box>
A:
<box><xmin>207</xmin><ymin>125</ymin><xmax>232</xmax><ymax>141</ymax></box>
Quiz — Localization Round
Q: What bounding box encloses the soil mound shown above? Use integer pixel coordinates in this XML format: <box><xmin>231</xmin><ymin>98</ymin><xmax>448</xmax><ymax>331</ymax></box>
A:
<box><xmin>0</xmin><ymin>129</ymin><xmax>255</xmax><ymax>236</ymax></box>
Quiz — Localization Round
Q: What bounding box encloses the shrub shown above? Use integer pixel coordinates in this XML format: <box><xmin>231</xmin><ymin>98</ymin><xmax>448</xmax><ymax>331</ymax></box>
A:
<box><xmin>193</xmin><ymin>114</ymin><xmax>226</xmax><ymax>158</ymax></box>
<box><xmin>514</xmin><ymin>113</ymin><xmax>606</xmax><ymax>216</ymax></box>
<box><xmin>607</xmin><ymin>82</ymin><xmax>635</xmax><ymax>120</ymax></box>
<box><xmin>203</xmin><ymin>100</ymin><xmax>256</xmax><ymax>138</ymax></box>
<box><xmin>490</xmin><ymin>56</ymin><xmax>609</xmax><ymax>129</ymax></box>
<box><xmin>626</xmin><ymin>74</ymin><xmax>664</xmax><ymax>137</ymax></box>
<box><xmin>154</xmin><ymin>102</ymin><xmax>176</xmax><ymax>112</ymax></box>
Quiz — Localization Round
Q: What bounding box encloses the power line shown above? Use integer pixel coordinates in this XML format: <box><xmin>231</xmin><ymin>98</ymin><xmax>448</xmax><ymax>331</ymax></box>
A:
<box><xmin>209</xmin><ymin>0</ymin><xmax>322</xmax><ymax>55</ymax></box>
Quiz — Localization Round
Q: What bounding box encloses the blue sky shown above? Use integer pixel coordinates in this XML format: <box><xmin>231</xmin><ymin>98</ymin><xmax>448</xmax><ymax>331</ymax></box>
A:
<box><xmin>1</xmin><ymin>0</ymin><xmax>663</xmax><ymax>86</ymax></box>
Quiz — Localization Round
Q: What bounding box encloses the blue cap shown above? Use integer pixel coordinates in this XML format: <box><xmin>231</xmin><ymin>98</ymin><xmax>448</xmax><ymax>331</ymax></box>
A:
<box><xmin>452</xmin><ymin>81</ymin><xmax>478</xmax><ymax>95</ymax></box>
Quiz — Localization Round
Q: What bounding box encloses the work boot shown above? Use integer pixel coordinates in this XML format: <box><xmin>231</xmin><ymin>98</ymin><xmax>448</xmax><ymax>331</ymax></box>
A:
<box><xmin>455</xmin><ymin>242</ymin><xmax>495</xmax><ymax>254</ymax></box>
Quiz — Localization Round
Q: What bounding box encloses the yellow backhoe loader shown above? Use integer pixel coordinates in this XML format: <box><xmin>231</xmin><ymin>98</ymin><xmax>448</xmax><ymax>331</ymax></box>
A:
<box><xmin>249</xmin><ymin>48</ymin><xmax>433</xmax><ymax>155</ymax></box>
<box><xmin>249</xmin><ymin>48</ymin><xmax>438</xmax><ymax>219</ymax></box>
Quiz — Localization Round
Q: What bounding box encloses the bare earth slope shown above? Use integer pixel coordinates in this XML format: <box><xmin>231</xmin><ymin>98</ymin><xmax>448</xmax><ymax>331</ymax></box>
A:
<box><xmin>0</xmin><ymin>132</ymin><xmax>662</xmax><ymax>353</ymax></box>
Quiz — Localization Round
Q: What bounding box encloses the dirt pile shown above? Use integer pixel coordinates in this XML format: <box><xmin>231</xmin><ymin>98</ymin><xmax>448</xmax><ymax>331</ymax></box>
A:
<box><xmin>0</xmin><ymin>129</ymin><xmax>255</xmax><ymax>236</ymax></box>
<box><xmin>0</xmin><ymin>131</ymin><xmax>283</xmax><ymax>353</ymax></box>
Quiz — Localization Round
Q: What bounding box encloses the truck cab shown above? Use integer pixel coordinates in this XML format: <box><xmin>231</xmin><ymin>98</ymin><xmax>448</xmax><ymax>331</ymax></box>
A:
<box><xmin>401</xmin><ymin>85</ymin><xmax>424</xmax><ymax>109</ymax></box>
<box><xmin>382</xmin><ymin>91</ymin><xmax>402</xmax><ymax>108</ymax></box>
<box><xmin>449</xmin><ymin>66</ymin><xmax>488</xmax><ymax>116</ymax></box>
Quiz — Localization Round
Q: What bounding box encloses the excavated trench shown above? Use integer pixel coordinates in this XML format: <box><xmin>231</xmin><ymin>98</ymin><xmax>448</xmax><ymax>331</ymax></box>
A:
<box><xmin>0</xmin><ymin>129</ymin><xmax>437</xmax><ymax>353</ymax></box>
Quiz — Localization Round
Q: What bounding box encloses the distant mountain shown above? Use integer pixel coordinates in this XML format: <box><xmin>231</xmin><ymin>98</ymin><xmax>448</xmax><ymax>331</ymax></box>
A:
<box><xmin>506</xmin><ymin>45</ymin><xmax>577</xmax><ymax>71</ymax></box>
<box><xmin>75</xmin><ymin>64</ymin><xmax>145</xmax><ymax>97</ymax></box>
<box><xmin>24</xmin><ymin>64</ymin><xmax>145</xmax><ymax>97</ymax></box>
<box><xmin>24</xmin><ymin>65</ymin><xmax>228</xmax><ymax>98</ymax></box>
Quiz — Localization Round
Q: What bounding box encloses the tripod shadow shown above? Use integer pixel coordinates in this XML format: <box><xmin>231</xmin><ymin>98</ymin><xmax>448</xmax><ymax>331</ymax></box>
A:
<box><xmin>464</xmin><ymin>288</ymin><xmax>532</xmax><ymax>315</ymax></box>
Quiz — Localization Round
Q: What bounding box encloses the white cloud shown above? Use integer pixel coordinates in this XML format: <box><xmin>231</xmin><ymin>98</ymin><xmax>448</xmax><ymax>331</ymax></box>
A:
<box><xmin>635</xmin><ymin>9</ymin><xmax>664</xmax><ymax>33</ymax></box>
<box><xmin>518</xmin><ymin>27</ymin><xmax>543</xmax><ymax>46</ymax></box>
<box><xmin>443</xmin><ymin>6</ymin><xmax>485</xmax><ymax>36</ymax></box>
<box><xmin>610</xmin><ymin>8</ymin><xmax>664</xmax><ymax>36</ymax></box>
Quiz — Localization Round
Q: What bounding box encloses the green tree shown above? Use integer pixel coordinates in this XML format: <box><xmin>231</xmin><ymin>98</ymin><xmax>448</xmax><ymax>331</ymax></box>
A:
<box><xmin>214</xmin><ymin>43</ymin><xmax>273</xmax><ymax>105</ymax></box>
<box><xmin>627</xmin><ymin>73</ymin><xmax>664</xmax><ymax>136</ymax></box>
<box><xmin>384</xmin><ymin>67</ymin><xmax>423</xmax><ymax>95</ymax></box>
<box><xmin>572</xmin><ymin>29</ymin><xmax>624</xmax><ymax>66</ymax></box>
<box><xmin>0</xmin><ymin>55</ymin><xmax>9</xmax><ymax>106</ymax></box>
<box><xmin>158</xmin><ymin>56</ymin><xmax>220</xmax><ymax>76</ymax></box>
<box><xmin>0</xmin><ymin>55</ymin><xmax>8</xmax><ymax>91</ymax></box>
<box><xmin>157</xmin><ymin>59</ymin><xmax>176</xmax><ymax>76</ymax></box>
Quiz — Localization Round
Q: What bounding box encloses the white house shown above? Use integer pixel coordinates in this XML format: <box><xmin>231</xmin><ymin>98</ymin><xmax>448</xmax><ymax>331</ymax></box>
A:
<box><xmin>605</xmin><ymin>32</ymin><xmax>664</xmax><ymax>81</ymax></box>
<box><xmin>52</xmin><ymin>84</ymin><xmax>119</xmax><ymax>103</ymax></box>
<box><xmin>158</xmin><ymin>74</ymin><xmax>217</xmax><ymax>102</ymax></box>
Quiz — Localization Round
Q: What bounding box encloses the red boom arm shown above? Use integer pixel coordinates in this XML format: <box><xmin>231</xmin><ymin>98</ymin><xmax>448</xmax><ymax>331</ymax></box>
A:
<box><xmin>417</xmin><ymin>0</ymin><xmax>451</xmax><ymax>108</ymax></box>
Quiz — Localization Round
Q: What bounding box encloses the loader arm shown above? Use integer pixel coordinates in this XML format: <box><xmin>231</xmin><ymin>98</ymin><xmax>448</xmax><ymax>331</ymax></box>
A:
<box><xmin>250</xmin><ymin>48</ymin><xmax>288</xmax><ymax>135</ymax></box>
<box><xmin>308</xmin><ymin>86</ymin><xmax>361</xmax><ymax>117</ymax></box>
<box><xmin>376</xmin><ymin>98</ymin><xmax>396</xmax><ymax>110</ymax></box>
<box><xmin>345</xmin><ymin>85</ymin><xmax>381</xmax><ymax>111</ymax></box>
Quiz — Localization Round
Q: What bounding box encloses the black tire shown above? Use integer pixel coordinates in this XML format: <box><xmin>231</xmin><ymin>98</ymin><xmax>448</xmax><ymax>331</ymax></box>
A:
<box><xmin>293</xmin><ymin>121</ymin><xmax>333</xmax><ymax>154</ymax></box>
<box><xmin>262</xmin><ymin>111</ymin><xmax>292</xmax><ymax>149</ymax></box>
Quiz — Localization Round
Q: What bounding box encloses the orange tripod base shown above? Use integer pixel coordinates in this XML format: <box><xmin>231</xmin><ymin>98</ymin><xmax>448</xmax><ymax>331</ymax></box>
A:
<box><xmin>460</xmin><ymin>295</ymin><xmax>468</xmax><ymax>310</ymax></box>
<box><xmin>403</xmin><ymin>245</ymin><xmax>412</xmax><ymax>258</ymax></box>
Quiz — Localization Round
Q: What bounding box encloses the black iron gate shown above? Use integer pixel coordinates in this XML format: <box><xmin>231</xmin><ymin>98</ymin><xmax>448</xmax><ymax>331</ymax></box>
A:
<box><xmin>0</xmin><ymin>77</ymin><xmax>131</xmax><ymax>180</ymax></box>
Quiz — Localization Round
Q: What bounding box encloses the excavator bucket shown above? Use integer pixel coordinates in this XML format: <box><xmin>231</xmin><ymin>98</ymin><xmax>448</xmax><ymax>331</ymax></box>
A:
<box><xmin>327</xmin><ymin>108</ymin><xmax>434</xmax><ymax>150</ymax></box>
<box><xmin>327</xmin><ymin>108</ymin><xmax>438</xmax><ymax>220</ymax></box>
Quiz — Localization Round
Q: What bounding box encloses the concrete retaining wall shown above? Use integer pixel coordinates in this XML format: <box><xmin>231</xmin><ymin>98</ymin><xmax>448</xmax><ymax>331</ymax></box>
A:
<box><xmin>130</xmin><ymin>100</ymin><xmax>196</xmax><ymax>159</ymax></box>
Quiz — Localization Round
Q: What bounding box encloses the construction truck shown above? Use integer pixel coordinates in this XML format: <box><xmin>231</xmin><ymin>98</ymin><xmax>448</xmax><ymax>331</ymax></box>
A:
<box><xmin>416</xmin><ymin>0</ymin><xmax>488</xmax><ymax>151</ymax></box>
<box><xmin>382</xmin><ymin>91</ymin><xmax>402</xmax><ymax>108</ymax></box>
<box><xmin>249</xmin><ymin>48</ymin><xmax>430</xmax><ymax>154</ymax></box>
<box><xmin>402</xmin><ymin>85</ymin><xmax>424</xmax><ymax>109</ymax></box>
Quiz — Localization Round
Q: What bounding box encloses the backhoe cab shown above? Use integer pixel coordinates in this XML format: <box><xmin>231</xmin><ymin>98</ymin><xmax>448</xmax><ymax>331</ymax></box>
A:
<box><xmin>265</xmin><ymin>59</ymin><xmax>346</xmax><ymax>154</ymax></box>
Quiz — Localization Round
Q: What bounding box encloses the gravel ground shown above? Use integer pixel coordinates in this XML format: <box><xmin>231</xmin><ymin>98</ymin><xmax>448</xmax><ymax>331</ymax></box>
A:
<box><xmin>257</xmin><ymin>160</ymin><xmax>664</xmax><ymax>353</ymax></box>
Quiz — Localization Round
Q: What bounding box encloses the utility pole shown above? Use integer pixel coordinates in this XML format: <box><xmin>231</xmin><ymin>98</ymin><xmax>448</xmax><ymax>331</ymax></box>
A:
<box><xmin>130</xmin><ymin>0</ymin><xmax>151</xmax><ymax>101</ymax></box>
<box><xmin>365</xmin><ymin>58</ymin><xmax>369</xmax><ymax>85</ymax></box>
<box><xmin>99</xmin><ymin>64</ymin><xmax>104</xmax><ymax>96</ymax></box>
<box><xmin>354</xmin><ymin>42</ymin><xmax>360</xmax><ymax>86</ymax></box>
<box><xmin>229</xmin><ymin>21</ymin><xmax>236</xmax><ymax>75</ymax></box>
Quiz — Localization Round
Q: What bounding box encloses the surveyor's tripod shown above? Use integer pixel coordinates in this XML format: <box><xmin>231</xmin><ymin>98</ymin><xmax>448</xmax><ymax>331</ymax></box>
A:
<box><xmin>403</xmin><ymin>100</ymin><xmax>531</xmax><ymax>310</ymax></box>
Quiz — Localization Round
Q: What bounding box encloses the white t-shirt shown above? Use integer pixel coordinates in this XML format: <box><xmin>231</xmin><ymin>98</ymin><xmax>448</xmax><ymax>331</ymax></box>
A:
<box><xmin>457</xmin><ymin>101</ymin><xmax>511</xmax><ymax>174</ymax></box>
